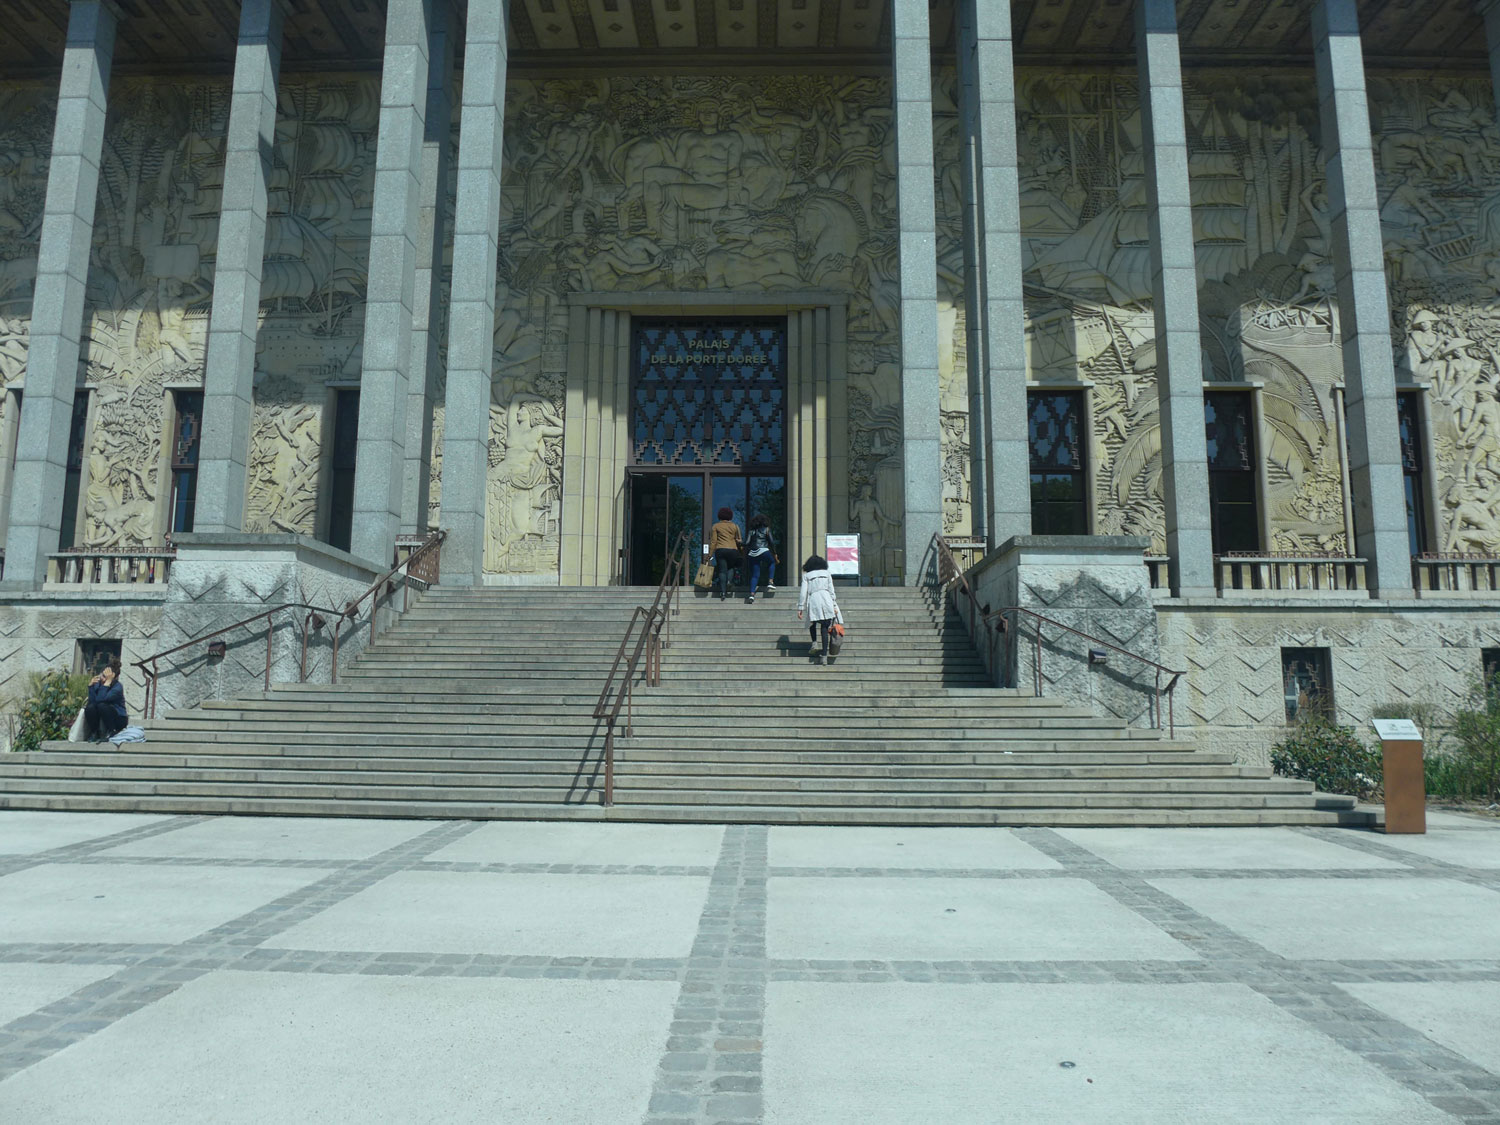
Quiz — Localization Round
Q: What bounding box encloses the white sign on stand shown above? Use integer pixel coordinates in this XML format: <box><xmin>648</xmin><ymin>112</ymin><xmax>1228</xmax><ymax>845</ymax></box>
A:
<box><xmin>1372</xmin><ymin>718</ymin><xmax>1421</xmax><ymax>741</ymax></box>
<box><xmin>825</xmin><ymin>534</ymin><xmax>860</xmax><ymax>576</ymax></box>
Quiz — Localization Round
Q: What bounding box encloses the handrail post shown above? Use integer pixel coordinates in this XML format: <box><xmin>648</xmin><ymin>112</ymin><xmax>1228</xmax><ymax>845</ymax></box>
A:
<box><xmin>300</xmin><ymin>613</ymin><xmax>311</xmax><ymax>682</ymax></box>
<box><xmin>264</xmin><ymin>613</ymin><xmax>274</xmax><ymax>691</ymax></box>
<box><xmin>1155</xmin><ymin>668</ymin><xmax>1162</xmax><ymax>731</ymax></box>
<box><xmin>1033</xmin><ymin>621</ymin><xmax>1042</xmax><ymax>697</ymax></box>
<box><xmin>603</xmin><ymin>723</ymin><xmax>615</xmax><ymax>806</ymax></box>
<box><xmin>331</xmin><ymin>621</ymin><xmax>342</xmax><ymax>685</ymax></box>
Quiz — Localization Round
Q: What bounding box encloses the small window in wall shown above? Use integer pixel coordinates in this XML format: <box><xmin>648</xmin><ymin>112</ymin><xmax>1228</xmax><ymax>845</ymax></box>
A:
<box><xmin>1205</xmin><ymin>391</ymin><xmax>1259</xmax><ymax>555</ymax></box>
<box><xmin>1027</xmin><ymin>390</ymin><xmax>1087</xmax><ymax>534</ymax></box>
<box><xmin>58</xmin><ymin>391</ymin><xmax>90</xmax><ymax>549</ymax></box>
<box><xmin>327</xmin><ymin>388</ymin><xmax>360</xmax><ymax>553</ymax></box>
<box><xmin>169</xmin><ymin>390</ymin><xmax>203</xmax><ymax>534</ymax></box>
<box><xmin>1282</xmin><ymin>646</ymin><xmax>1332</xmax><ymax>723</ymax></box>
<box><xmin>74</xmin><ymin>638</ymin><xmax>122</xmax><ymax>677</ymax></box>
<box><xmin>1484</xmin><ymin>648</ymin><xmax>1500</xmax><ymax>685</ymax></box>
<box><xmin>1396</xmin><ymin>391</ymin><xmax>1428</xmax><ymax>557</ymax></box>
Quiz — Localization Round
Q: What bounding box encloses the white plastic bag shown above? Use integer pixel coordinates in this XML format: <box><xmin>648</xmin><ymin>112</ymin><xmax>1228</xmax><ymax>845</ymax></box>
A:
<box><xmin>67</xmin><ymin>707</ymin><xmax>86</xmax><ymax>743</ymax></box>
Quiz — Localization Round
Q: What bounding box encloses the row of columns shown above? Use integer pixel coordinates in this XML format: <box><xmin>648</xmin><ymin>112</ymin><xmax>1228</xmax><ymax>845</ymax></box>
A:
<box><xmin>941</xmin><ymin>0</ymin><xmax>1412</xmax><ymax>597</ymax></box>
<box><xmin>0</xmin><ymin>0</ymin><xmax>1429</xmax><ymax>594</ymax></box>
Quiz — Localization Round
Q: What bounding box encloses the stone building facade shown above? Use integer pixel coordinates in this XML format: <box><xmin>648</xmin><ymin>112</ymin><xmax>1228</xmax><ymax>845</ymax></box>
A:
<box><xmin>0</xmin><ymin>0</ymin><xmax>1497</xmax><ymax>761</ymax></box>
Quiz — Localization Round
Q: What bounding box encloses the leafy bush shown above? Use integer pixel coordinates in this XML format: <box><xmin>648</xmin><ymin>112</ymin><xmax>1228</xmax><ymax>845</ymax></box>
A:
<box><xmin>1450</xmin><ymin>677</ymin><xmax>1500</xmax><ymax>805</ymax></box>
<box><xmin>1424</xmin><ymin>749</ymin><xmax>1484</xmax><ymax>802</ymax></box>
<box><xmin>10</xmin><ymin>670</ymin><xmax>89</xmax><ymax>753</ymax></box>
<box><xmin>1270</xmin><ymin>715</ymin><xmax>1382</xmax><ymax>799</ymax></box>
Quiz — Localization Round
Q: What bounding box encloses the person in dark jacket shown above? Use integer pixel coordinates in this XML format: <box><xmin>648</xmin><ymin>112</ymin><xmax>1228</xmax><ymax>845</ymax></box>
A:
<box><xmin>743</xmin><ymin>513</ymin><xmax>778</xmax><ymax>604</ymax></box>
<box><xmin>83</xmin><ymin>658</ymin><xmax>128</xmax><ymax>742</ymax></box>
<box><xmin>707</xmin><ymin>507</ymin><xmax>743</xmax><ymax>600</ymax></box>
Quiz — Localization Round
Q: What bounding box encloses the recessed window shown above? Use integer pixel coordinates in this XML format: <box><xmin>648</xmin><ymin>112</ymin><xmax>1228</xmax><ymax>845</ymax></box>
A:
<box><xmin>1028</xmin><ymin>390</ymin><xmax>1087</xmax><ymax>535</ymax></box>
<box><xmin>75</xmin><ymin>638</ymin><xmax>122</xmax><ymax>677</ymax></box>
<box><xmin>1397</xmin><ymin>391</ymin><xmax>1428</xmax><ymax>557</ymax></box>
<box><xmin>169</xmin><ymin>390</ymin><xmax>203</xmax><ymax>534</ymax></box>
<box><xmin>326</xmin><ymin>389</ymin><xmax>360</xmax><ymax>553</ymax></box>
<box><xmin>1206</xmin><ymin>391</ymin><xmax>1259</xmax><ymax>555</ymax></box>
<box><xmin>1282</xmin><ymin>646</ymin><xmax>1332</xmax><ymax>723</ymax></box>
<box><xmin>1484</xmin><ymin>648</ymin><xmax>1500</xmax><ymax>685</ymax></box>
<box><xmin>58</xmin><ymin>391</ymin><xmax>89</xmax><ymax>549</ymax></box>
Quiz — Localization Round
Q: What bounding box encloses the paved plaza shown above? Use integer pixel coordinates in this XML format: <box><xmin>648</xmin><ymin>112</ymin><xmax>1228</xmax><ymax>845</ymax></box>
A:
<box><xmin>0</xmin><ymin>812</ymin><xmax>1498</xmax><ymax>1123</ymax></box>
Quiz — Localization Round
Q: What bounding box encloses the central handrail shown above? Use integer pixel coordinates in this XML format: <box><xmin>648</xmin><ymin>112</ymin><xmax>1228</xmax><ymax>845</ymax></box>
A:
<box><xmin>934</xmin><ymin>534</ymin><xmax>1187</xmax><ymax>737</ymax></box>
<box><xmin>592</xmin><ymin>530</ymin><xmax>694</xmax><ymax>805</ymax></box>
<box><xmin>133</xmin><ymin>529</ymin><xmax>446</xmax><ymax>718</ymax></box>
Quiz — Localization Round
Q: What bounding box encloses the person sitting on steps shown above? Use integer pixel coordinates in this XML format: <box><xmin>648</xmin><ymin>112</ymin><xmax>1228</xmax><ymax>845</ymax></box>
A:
<box><xmin>797</xmin><ymin>554</ymin><xmax>843</xmax><ymax>666</ymax></box>
<box><xmin>743</xmin><ymin>513</ymin><xmax>778</xmax><ymax>604</ymax></box>
<box><xmin>83</xmin><ymin>658</ymin><xmax>128</xmax><ymax>743</ymax></box>
<box><xmin>708</xmin><ymin>507</ymin><xmax>743</xmax><ymax>600</ymax></box>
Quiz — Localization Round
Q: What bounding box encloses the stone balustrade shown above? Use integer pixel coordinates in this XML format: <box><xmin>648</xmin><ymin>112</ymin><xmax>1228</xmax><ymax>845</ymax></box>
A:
<box><xmin>45</xmin><ymin>549</ymin><xmax>176</xmax><ymax>588</ymax></box>
<box><xmin>1215</xmin><ymin>555</ymin><xmax>1368</xmax><ymax>595</ymax></box>
<box><xmin>1412</xmin><ymin>555</ymin><xmax>1500</xmax><ymax>594</ymax></box>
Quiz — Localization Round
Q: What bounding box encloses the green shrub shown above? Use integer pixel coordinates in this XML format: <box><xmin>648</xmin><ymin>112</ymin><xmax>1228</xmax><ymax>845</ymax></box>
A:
<box><xmin>10</xmin><ymin>670</ymin><xmax>89</xmax><ymax>753</ymax></box>
<box><xmin>1424</xmin><ymin>749</ymin><xmax>1484</xmax><ymax>802</ymax></box>
<box><xmin>1450</xmin><ymin>678</ymin><xmax>1500</xmax><ymax>805</ymax></box>
<box><xmin>1270</xmin><ymin>715</ymin><xmax>1382</xmax><ymax>799</ymax></box>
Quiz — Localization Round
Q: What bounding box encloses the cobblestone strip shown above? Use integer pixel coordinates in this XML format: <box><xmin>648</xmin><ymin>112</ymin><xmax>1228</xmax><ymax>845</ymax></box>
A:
<box><xmin>1023</xmin><ymin>828</ymin><xmax>1500</xmax><ymax>1122</ymax></box>
<box><xmin>644</xmin><ymin>823</ymin><xmax>767</xmax><ymax>1125</ymax></box>
<box><xmin>1297</xmin><ymin>826</ymin><xmax>1500</xmax><ymax>890</ymax></box>
<box><xmin>0</xmin><ymin>815</ymin><xmax>209</xmax><ymax>877</ymax></box>
<box><xmin>767</xmin><ymin>864</ymin><xmax>1426</xmax><ymax>881</ymax></box>
<box><xmin>0</xmin><ymin>818</ymin><xmax>479</xmax><ymax>1081</ymax></box>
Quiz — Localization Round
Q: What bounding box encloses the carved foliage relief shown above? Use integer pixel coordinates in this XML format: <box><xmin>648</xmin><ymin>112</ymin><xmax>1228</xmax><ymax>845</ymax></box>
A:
<box><xmin>488</xmin><ymin>76</ymin><xmax>899</xmax><ymax>572</ymax></box>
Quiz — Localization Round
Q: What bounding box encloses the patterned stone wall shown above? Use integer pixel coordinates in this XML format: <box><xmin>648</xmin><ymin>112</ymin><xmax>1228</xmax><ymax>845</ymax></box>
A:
<box><xmin>1158</xmin><ymin>603</ymin><xmax>1500</xmax><ymax>767</ymax></box>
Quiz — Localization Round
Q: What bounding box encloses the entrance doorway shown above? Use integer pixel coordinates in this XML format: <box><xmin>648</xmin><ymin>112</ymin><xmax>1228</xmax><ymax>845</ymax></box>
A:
<box><xmin>627</xmin><ymin>471</ymin><xmax>786</xmax><ymax>586</ymax></box>
<box><xmin>624</xmin><ymin>316</ymin><xmax>788</xmax><ymax>585</ymax></box>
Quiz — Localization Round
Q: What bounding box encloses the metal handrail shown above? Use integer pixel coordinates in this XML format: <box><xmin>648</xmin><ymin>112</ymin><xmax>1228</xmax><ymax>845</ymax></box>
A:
<box><xmin>132</xmin><ymin>529</ymin><xmax>446</xmax><ymax>718</ymax></box>
<box><xmin>934</xmin><ymin>534</ymin><xmax>1187</xmax><ymax>737</ymax></box>
<box><xmin>592</xmin><ymin>531</ymin><xmax>694</xmax><ymax>805</ymax></box>
<box><xmin>134</xmin><ymin>602</ymin><xmax>341</xmax><ymax>719</ymax></box>
<box><xmin>987</xmin><ymin>605</ymin><xmax>1184</xmax><ymax>738</ymax></box>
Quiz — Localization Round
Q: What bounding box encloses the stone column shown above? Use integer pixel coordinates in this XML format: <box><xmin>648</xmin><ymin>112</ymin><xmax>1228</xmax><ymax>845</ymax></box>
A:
<box><xmin>2</xmin><ymin>2</ymin><xmax>116</xmax><ymax>589</ymax></box>
<box><xmin>1483</xmin><ymin>0</ymin><xmax>1500</xmax><ymax>99</ymax></box>
<box><xmin>955</xmin><ymin>0</ymin><xmax>1029</xmax><ymax>548</ymax></box>
<box><xmin>1313</xmin><ymin>0</ymin><xmax>1411</xmax><ymax>596</ymax></box>
<box><xmin>195</xmin><ymin>0</ymin><xmax>286</xmax><ymax>534</ymax></box>
<box><xmin>438</xmin><ymin>0</ymin><xmax>509</xmax><ymax>585</ymax></box>
<box><xmin>400</xmin><ymin>1</ymin><xmax>454</xmax><ymax>535</ymax></box>
<box><xmin>349</xmin><ymin>0</ymin><xmax>436</xmax><ymax>566</ymax></box>
<box><xmin>892</xmin><ymin>2</ymin><xmax>943</xmax><ymax>581</ymax></box>
<box><xmin>1136</xmin><ymin>0</ymin><xmax>1216</xmax><ymax>598</ymax></box>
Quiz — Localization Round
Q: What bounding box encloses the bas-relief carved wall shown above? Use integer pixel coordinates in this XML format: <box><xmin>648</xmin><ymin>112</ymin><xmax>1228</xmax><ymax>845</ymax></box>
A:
<box><xmin>0</xmin><ymin>76</ymin><xmax>378</xmax><ymax>548</ymax></box>
<box><xmin>488</xmin><ymin>76</ymin><xmax>901</xmax><ymax>574</ymax></box>
<box><xmin>4</xmin><ymin>66</ymin><xmax>1499</xmax><ymax>571</ymax></box>
<box><xmin>1372</xmin><ymin>76</ymin><xmax>1500</xmax><ymax>555</ymax></box>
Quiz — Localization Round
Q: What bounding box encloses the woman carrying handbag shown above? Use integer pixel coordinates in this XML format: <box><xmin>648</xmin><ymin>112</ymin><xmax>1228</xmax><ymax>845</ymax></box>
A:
<box><xmin>796</xmin><ymin>554</ymin><xmax>844</xmax><ymax>666</ymax></box>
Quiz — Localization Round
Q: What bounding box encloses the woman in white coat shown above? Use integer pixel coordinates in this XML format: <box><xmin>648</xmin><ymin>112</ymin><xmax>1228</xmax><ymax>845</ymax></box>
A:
<box><xmin>796</xmin><ymin>554</ymin><xmax>843</xmax><ymax>666</ymax></box>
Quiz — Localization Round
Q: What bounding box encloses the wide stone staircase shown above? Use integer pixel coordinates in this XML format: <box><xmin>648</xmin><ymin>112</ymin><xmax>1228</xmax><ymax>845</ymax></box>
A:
<box><xmin>0</xmin><ymin>584</ymin><xmax>1372</xmax><ymax>826</ymax></box>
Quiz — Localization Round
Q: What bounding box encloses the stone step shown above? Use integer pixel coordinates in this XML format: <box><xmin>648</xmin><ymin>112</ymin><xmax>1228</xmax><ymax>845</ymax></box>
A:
<box><xmin>14</xmin><ymin>752</ymin><xmax>1266</xmax><ymax>780</ymax></box>
<box><xmin>0</xmin><ymin>791</ymin><xmax>1374</xmax><ymax>828</ymax></box>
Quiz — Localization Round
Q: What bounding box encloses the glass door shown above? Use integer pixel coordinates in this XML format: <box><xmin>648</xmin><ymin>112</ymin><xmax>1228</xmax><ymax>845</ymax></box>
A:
<box><xmin>628</xmin><ymin>473</ymin><xmax>704</xmax><ymax>586</ymax></box>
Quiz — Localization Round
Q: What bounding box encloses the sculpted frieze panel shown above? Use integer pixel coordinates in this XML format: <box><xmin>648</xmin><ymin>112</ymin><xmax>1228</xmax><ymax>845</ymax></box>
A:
<box><xmin>490</xmin><ymin>76</ymin><xmax>899</xmax><ymax>573</ymax></box>
<box><xmin>1372</xmin><ymin>76</ymin><xmax>1500</xmax><ymax>555</ymax></box>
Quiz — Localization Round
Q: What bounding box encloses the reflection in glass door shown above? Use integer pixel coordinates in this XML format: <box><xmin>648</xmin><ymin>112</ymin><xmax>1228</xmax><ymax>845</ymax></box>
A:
<box><xmin>628</xmin><ymin>474</ymin><xmax>703</xmax><ymax>586</ymax></box>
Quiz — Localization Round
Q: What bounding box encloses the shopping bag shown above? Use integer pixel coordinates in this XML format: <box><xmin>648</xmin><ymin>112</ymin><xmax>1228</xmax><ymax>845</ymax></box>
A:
<box><xmin>829</xmin><ymin>623</ymin><xmax>846</xmax><ymax>655</ymax></box>
<box><xmin>67</xmin><ymin>707</ymin><xmax>86</xmax><ymax>743</ymax></box>
<box><xmin>693</xmin><ymin>561</ymin><xmax>715</xmax><ymax>589</ymax></box>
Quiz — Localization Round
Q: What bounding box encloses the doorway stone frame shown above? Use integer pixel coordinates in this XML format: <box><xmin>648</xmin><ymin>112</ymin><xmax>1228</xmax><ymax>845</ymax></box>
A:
<box><xmin>559</xmin><ymin>292</ymin><xmax>849</xmax><ymax>586</ymax></box>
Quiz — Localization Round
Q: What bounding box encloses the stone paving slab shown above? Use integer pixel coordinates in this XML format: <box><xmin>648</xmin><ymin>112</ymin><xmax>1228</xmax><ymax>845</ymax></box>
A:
<box><xmin>767</xmin><ymin>876</ymin><xmax>1196</xmax><ymax>962</ymax></box>
<box><xmin>426</xmin><ymin>822</ymin><xmax>726</xmax><ymax>867</ymax></box>
<box><xmin>1</xmin><ymin>811</ymin><xmax>1499</xmax><ymax>1123</ymax></box>
<box><xmin>763</xmin><ymin>981</ymin><xmax>1454</xmax><ymax>1124</ymax></box>
<box><xmin>0</xmin><ymin>811</ymin><xmax>170</xmax><ymax>855</ymax></box>
<box><xmin>1055</xmin><ymin>826</ymin><xmax>1408</xmax><ymax>870</ymax></box>
<box><xmin>274</xmin><ymin>870</ymin><xmax>713</xmax><ymax>959</ymax></box>
<box><xmin>0</xmin><ymin>862</ymin><xmax>332</xmax><ymax>945</ymax></box>
<box><xmin>100</xmin><ymin>815</ymin><xmax>436</xmax><ymax>862</ymax></box>
<box><xmin>1149</xmin><ymin>876</ymin><xmax>1500</xmax><ymax>962</ymax></box>
<box><xmin>0</xmin><ymin>971</ymin><xmax>676</xmax><ymax>1124</ymax></box>
<box><xmin>769</xmin><ymin>825</ymin><xmax>1061</xmax><ymax>870</ymax></box>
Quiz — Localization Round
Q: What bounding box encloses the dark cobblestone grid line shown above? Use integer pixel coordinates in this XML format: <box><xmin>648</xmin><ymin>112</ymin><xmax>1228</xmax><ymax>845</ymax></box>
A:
<box><xmin>1021</xmin><ymin>827</ymin><xmax>1500</xmax><ymax>1123</ymax></box>
<box><xmin>1298</xmin><ymin>825</ymin><xmax>1500</xmax><ymax>890</ymax></box>
<box><xmin>767</xmin><ymin>864</ymin><xmax>1439</xmax><ymax>881</ymax></box>
<box><xmin>643</xmin><ymin>823</ymin><xmax>768</xmax><ymax>1125</ymax></box>
<box><xmin>0</xmin><ymin>819</ymin><xmax>480</xmax><ymax>1081</ymax></box>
